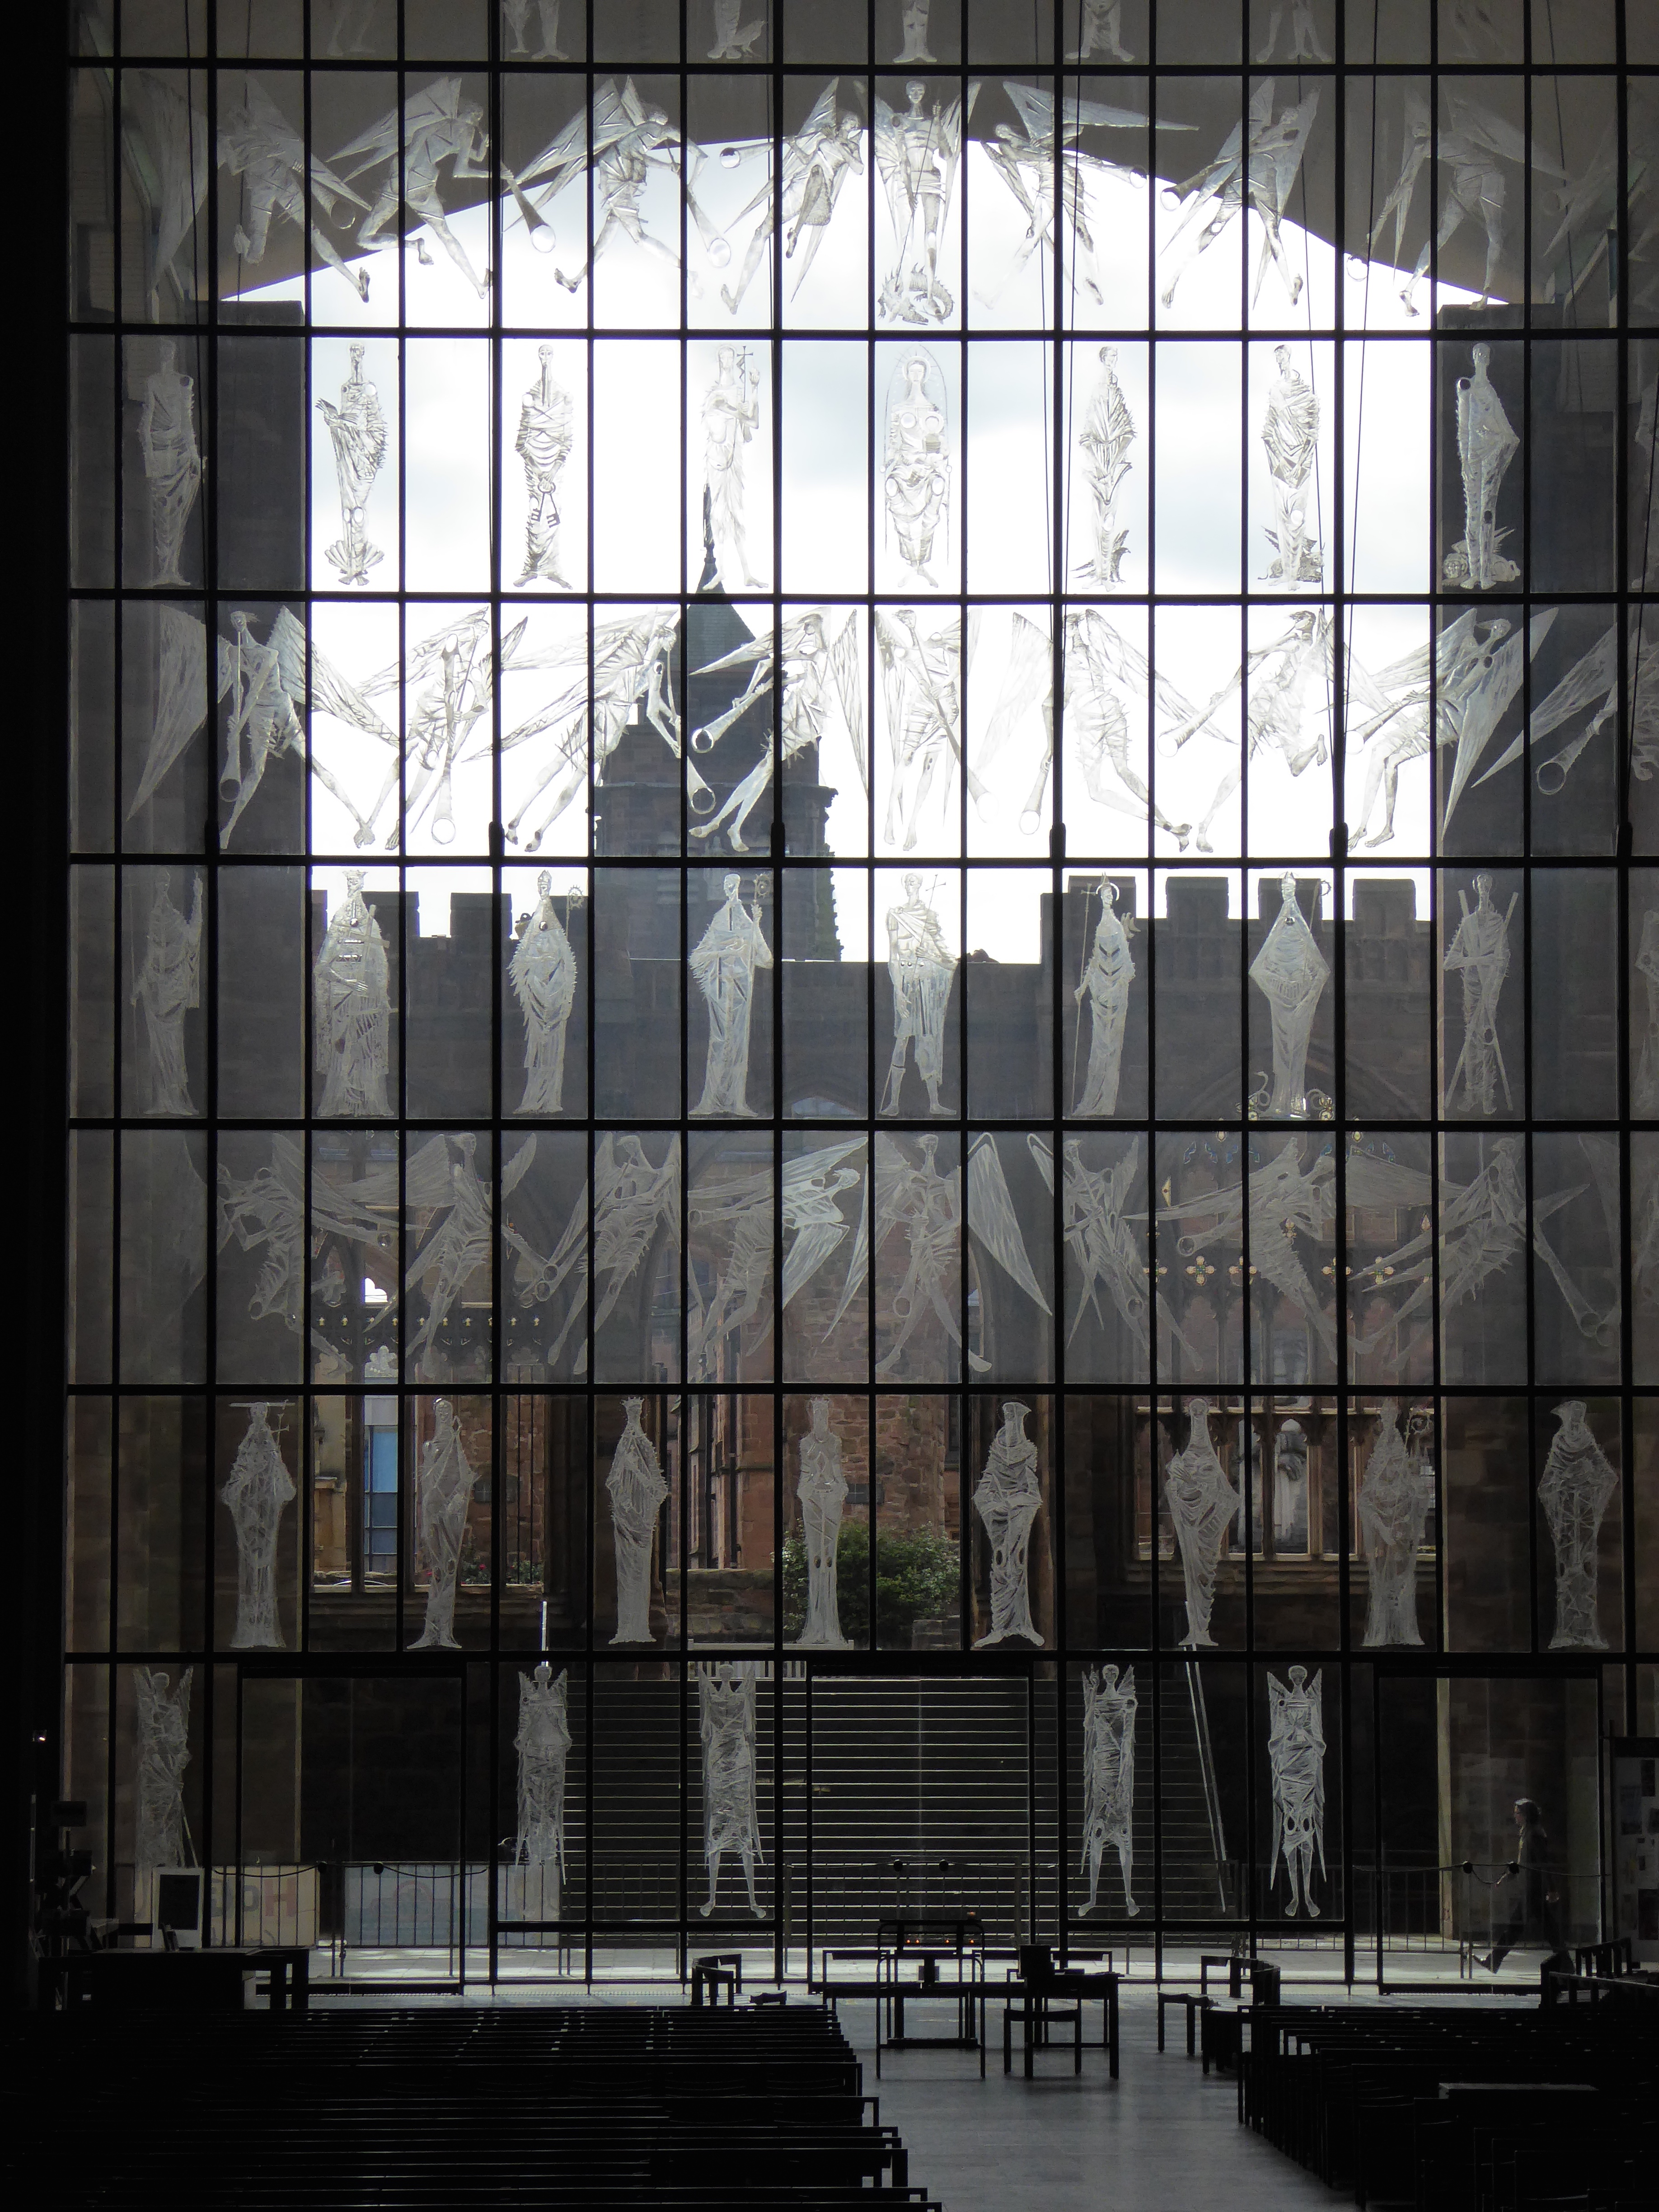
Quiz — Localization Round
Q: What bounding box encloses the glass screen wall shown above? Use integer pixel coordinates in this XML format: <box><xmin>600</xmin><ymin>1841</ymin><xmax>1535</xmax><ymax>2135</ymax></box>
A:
<box><xmin>56</xmin><ymin>0</ymin><xmax>1659</xmax><ymax>1980</ymax></box>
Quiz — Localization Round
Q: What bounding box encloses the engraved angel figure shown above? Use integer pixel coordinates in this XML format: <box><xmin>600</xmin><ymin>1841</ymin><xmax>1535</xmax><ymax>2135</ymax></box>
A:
<box><xmin>513</xmin><ymin>1663</ymin><xmax>569</xmax><ymax>1916</ymax></box>
<box><xmin>217</xmin><ymin>609</ymin><xmax>395</xmax><ymax>850</ymax></box>
<box><xmin>701</xmin><ymin>347</ymin><xmax>764</xmax><ymax>590</ymax></box>
<box><xmin>332</xmin><ymin>77</ymin><xmax>492</xmax><ymax>301</ymax></box>
<box><xmin>1357</xmin><ymin>1401</ymin><xmax>1434</xmax><ymax>1648</ymax></box>
<box><xmin>691</xmin><ymin>875</ymin><xmax>773</xmax><ymax>1117</ymax></box>
<box><xmin>1160</xmin><ymin>80</ymin><xmax>1319</xmax><ymax>310</ymax></box>
<box><xmin>1069</xmin><ymin>2</ymin><xmax>1131</xmax><ymax>62</ymax></box>
<box><xmin>1261</xmin><ymin>347</ymin><xmax>1322</xmax><ymax>584</ymax></box>
<box><xmin>1267</xmin><ymin>1666</ymin><xmax>1326</xmax><ymax>1916</ymax></box>
<box><xmin>516</xmin><ymin>348</ymin><xmax>573</xmax><ymax>587</ymax></box>
<box><xmin>1079</xmin><ymin>1665</ymin><xmax>1138</xmax><ymax>1915</ymax></box>
<box><xmin>1062</xmin><ymin>610</ymin><xmax>1192</xmax><ymax>848</ymax></box>
<box><xmin>1637</xmin><ymin>911</ymin><xmax>1659</xmax><ymax>1115</ymax></box>
<box><xmin>1249</xmin><ymin>874</ymin><xmax>1329</xmax><ymax>1119</ymax></box>
<box><xmin>718</xmin><ymin>80</ymin><xmax>864</xmax><ymax>317</ymax></box>
<box><xmin>317</xmin><ymin>346</ymin><xmax>386</xmax><ymax>586</ymax></box>
<box><xmin>1369</xmin><ymin>91</ymin><xmax>1556</xmax><ymax>318</ymax></box>
<box><xmin>1029</xmin><ymin>1135</ymin><xmax>1197</xmax><ymax>1370</ymax></box>
<box><xmin>698</xmin><ymin>1662</ymin><xmax>765</xmax><ymax>1917</ymax></box>
<box><xmin>1445</xmin><ymin>346</ymin><xmax>1519</xmax><ymax>591</ymax></box>
<box><xmin>828</xmin><ymin>1132</ymin><xmax>1048</xmax><ymax>1378</ymax></box>
<box><xmin>218</xmin><ymin>77</ymin><xmax>371</xmax><ymax>301</ymax></box>
<box><xmin>1074</xmin><ymin>881</ymin><xmax>1135</xmax><ymax>1117</ymax></box>
<box><xmin>884</xmin><ymin>351</ymin><xmax>951</xmax><ymax>585</ymax></box>
<box><xmin>506</xmin><ymin>79</ymin><xmax>705</xmax><ymax>294</ymax></box>
<box><xmin>1165</xmin><ymin>610</ymin><xmax>1331</xmax><ymax>856</ymax></box>
<box><xmin>131</xmin><ymin>869</ymin><xmax>204</xmax><ymax>1115</ymax></box>
<box><xmin>511</xmin><ymin>874</ymin><xmax>578</xmax><ymax>1116</ymax></box>
<box><xmin>881</xmin><ymin>874</ymin><xmax>956</xmax><ymax>1115</ymax></box>
<box><xmin>691</xmin><ymin>609</ymin><xmax>865</xmax><ymax>854</ymax></box>
<box><xmin>708</xmin><ymin>0</ymin><xmax>765</xmax><ymax>60</ymax></box>
<box><xmin>135</xmin><ymin>1668</ymin><xmax>193</xmax><ymax>1918</ymax></box>
<box><xmin>875</xmin><ymin>81</ymin><xmax>977</xmax><ymax>323</ymax></box>
<box><xmin>400</xmin><ymin>1134</ymin><xmax>553</xmax><ymax>1381</ymax></box>
<box><xmin>220</xmin><ymin>1403</ymin><xmax>296</xmax><ymax>1650</ymax></box>
<box><xmin>1443</xmin><ymin>873</ymin><xmax>1514</xmax><ymax>1116</ymax></box>
<box><xmin>1539</xmin><ymin>1401</ymin><xmax>1617</xmax><ymax>1650</ymax></box>
<box><xmin>876</xmin><ymin>613</ymin><xmax>962</xmax><ymax>850</ymax></box>
<box><xmin>537</xmin><ymin>1137</ymin><xmax>683</xmax><ymax>1378</ymax></box>
<box><xmin>136</xmin><ymin>341</ymin><xmax>202</xmax><ymax>589</ymax></box>
<box><xmin>973</xmin><ymin>1402</ymin><xmax>1043</xmax><ymax>1646</ymax></box>
<box><xmin>1078</xmin><ymin>347</ymin><xmax>1135</xmax><ymax>585</ymax></box>
<box><xmin>313</xmin><ymin>873</ymin><xmax>391</xmax><ymax>1117</ymax></box>
<box><xmin>1165</xmin><ymin>1401</ymin><xmax>1238</xmax><ymax>1647</ymax></box>
<box><xmin>609</xmin><ymin>1399</ymin><xmax>669</xmax><ymax>1643</ymax></box>
<box><xmin>408</xmin><ymin>1398</ymin><xmax>474</xmax><ymax>1650</ymax></box>
<box><xmin>796</xmin><ymin>1399</ymin><xmax>850</xmax><ymax>1649</ymax></box>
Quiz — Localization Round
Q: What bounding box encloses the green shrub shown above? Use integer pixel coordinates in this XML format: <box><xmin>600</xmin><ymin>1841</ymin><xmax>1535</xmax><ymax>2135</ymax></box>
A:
<box><xmin>782</xmin><ymin>1521</ymin><xmax>958</xmax><ymax>1645</ymax></box>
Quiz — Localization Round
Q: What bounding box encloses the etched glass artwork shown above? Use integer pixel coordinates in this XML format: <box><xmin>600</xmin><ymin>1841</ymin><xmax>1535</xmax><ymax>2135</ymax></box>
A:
<box><xmin>795</xmin><ymin>1400</ymin><xmax>849</xmax><ymax>1650</ymax></box>
<box><xmin>1267</xmin><ymin>1667</ymin><xmax>1326</xmax><ymax>1918</ymax></box>
<box><xmin>513</xmin><ymin>1663</ymin><xmax>570</xmax><ymax>1917</ymax></box>
<box><xmin>1078</xmin><ymin>1665</ymin><xmax>1137</xmax><ymax>1917</ymax></box>
<box><xmin>698</xmin><ymin>1661</ymin><xmax>764</xmax><ymax>1917</ymax></box>
<box><xmin>973</xmin><ymin>1401</ymin><xmax>1042</xmax><ymax>1647</ymax></box>
<box><xmin>59</xmin><ymin>12</ymin><xmax>1652</xmax><ymax>1980</ymax></box>
<box><xmin>1538</xmin><ymin>1403</ymin><xmax>1617</xmax><ymax>1652</ymax></box>
<box><xmin>220</xmin><ymin>1405</ymin><xmax>295</xmax><ymax>1651</ymax></box>
<box><xmin>609</xmin><ymin>1400</ymin><xmax>669</xmax><ymax>1645</ymax></box>
<box><xmin>134</xmin><ymin>1668</ymin><xmax>193</xmax><ymax>1917</ymax></box>
<box><xmin>408</xmin><ymin>1400</ymin><xmax>474</xmax><ymax>1650</ymax></box>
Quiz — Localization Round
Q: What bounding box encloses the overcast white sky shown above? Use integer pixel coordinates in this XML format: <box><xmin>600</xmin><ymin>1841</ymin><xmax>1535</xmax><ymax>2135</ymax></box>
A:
<box><xmin>258</xmin><ymin>127</ymin><xmax>1476</xmax><ymax>961</ymax></box>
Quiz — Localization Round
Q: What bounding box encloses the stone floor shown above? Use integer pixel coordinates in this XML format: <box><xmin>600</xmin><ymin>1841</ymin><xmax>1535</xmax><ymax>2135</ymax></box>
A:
<box><xmin>834</xmin><ymin>1985</ymin><xmax>1343</xmax><ymax>2212</ymax></box>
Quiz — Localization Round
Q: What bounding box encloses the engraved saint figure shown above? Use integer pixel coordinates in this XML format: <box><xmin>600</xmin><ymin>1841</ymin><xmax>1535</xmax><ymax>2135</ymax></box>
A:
<box><xmin>1069</xmin><ymin>1</ymin><xmax>1131</xmax><ymax>62</ymax></box>
<box><xmin>220</xmin><ymin>1403</ymin><xmax>296</xmax><ymax>1650</ymax></box>
<box><xmin>698</xmin><ymin>1661</ymin><xmax>765</xmax><ymax>1917</ymax></box>
<box><xmin>1261</xmin><ymin>346</ymin><xmax>1322</xmax><ymax>583</ymax></box>
<box><xmin>1636</xmin><ymin>910</ymin><xmax>1659</xmax><ymax>1116</ymax></box>
<box><xmin>1165</xmin><ymin>1401</ymin><xmax>1238</xmax><ymax>1647</ymax></box>
<box><xmin>137</xmin><ymin>340</ymin><xmax>202</xmax><ymax>588</ymax></box>
<box><xmin>314</xmin><ymin>872</ymin><xmax>392</xmax><ymax>1117</ymax></box>
<box><xmin>702</xmin><ymin>347</ymin><xmax>764</xmax><ymax>590</ymax></box>
<box><xmin>796</xmin><ymin>1398</ymin><xmax>850</xmax><ymax>1650</ymax></box>
<box><xmin>316</xmin><ymin>345</ymin><xmax>386</xmax><ymax>586</ymax></box>
<box><xmin>973</xmin><ymin>1401</ymin><xmax>1043</xmax><ymax>1646</ymax></box>
<box><xmin>1445</xmin><ymin>345</ymin><xmax>1519</xmax><ymax>590</ymax></box>
<box><xmin>515</xmin><ymin>348</ymin><xmax>573</xmax><ymax>586</ymax></box>
<box><xmin>131</xmin><ymin>869</ymin><xmax>204</xmax><ymax>1116</ymax></box>
<box><xmin>691</xmin><ymin>874</ymin><xmax>773</xmax><ymax>1117</ymax></box>
<box><xmin>513</xmin><ymin>1662</ymin><xmax>569</xmax><ymax>1916</ymax></box>
<box><xmin>608</xmin><ymin>1399</ymin><xmax>669</xmax><ymax>1643</ymax></box>
<box><xmin>893</xmin><ymin>0</ymin><xmax>935</xmax><ymax>62</ymax></box>
<box><xmin>881</xmin><ymin>874</ymin><xmax>956</xmax><ymax>1116</ymax></box>
<box><xmin>1357</xmin><ymin>1401</ymin><xmax>1434</xmax><ymax>1649</ymax></box>
<box><xmin>1249</xmin><ymin>873</ymin><xmax>1330</xmax><ymax>1118</ymax></box>
<box><xmin>875</xmin><ymin>81</ymin><xmax>975</xmax><ymax>323</ymax></box>
<box><xmin>1267</xmin><ymin>1665</ymin><xmax>1326</xmax><ymax>1917</ymax></box>
<box><xmin>1539</xmin><ymin>1400</ymin><xmax>1617</xmax><ymax>1650</ymax></box>
<box><xmin>1073</xmin><ymin>881</ymin><xmax>1134</xmax><ymax>1117</ymax></box>
<box><xmin>1077</xmin><ymin>346</ymin><xmax>1135</xmax><ymax>585</ymax></box>
<box><xmin>408</xmin><ymin>1398</ymin><xmax>474</xmax><ymax>1650</ymax></box>
<box><xmin>1078</xmin><ymin>1664</ymin><xmax>1138</xmax><ymax>1915</ymax></box>
<box><xmin>510</xmin><ymin>873</ymin><xmax>577</xmax><ymax>1116</ymax></box>
<box><xmin>884</xmin><ymin>351</ymin><xmax>951</xmax><ymax>585</ymax></box>
<box><xmin>135</xmin><ymin>1667</ymin><xmax>193</xmax><ymax>1916</ymax></box>
<box><xmin>1443</xmin><ymin>873</ymin><xmax>1513</xmax><ymax>1116</ymax></box>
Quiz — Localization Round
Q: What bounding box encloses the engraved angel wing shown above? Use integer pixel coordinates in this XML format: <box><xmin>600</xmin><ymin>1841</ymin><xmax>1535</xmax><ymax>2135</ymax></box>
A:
<box><xmin>128</xmin><ymin>606</ymin><xmax>209</xmax><ymax>819</ymax></box>
<box><xmin>268</xmin><ymin>607</ymin><xmax>397</xmax><ymax>747</ymax></box>
<box><xmin>332</xmin><ymin>75</ymin><xmax>465</xmax><ymax>177</ymax></box>
<box><xmin>781</xmin><ymin>1138</ymin><xmax>867</xmax><ymax>1309</ymax></box>
<box><xmin>1443</xmin><ymin>609</ymin><xmax>1556</xmax><ymax>822</ymax></box>
<box><xmin>826</xmin><ymin>612</ymin><xmax>867</xmax><ymax>794</ymax></box>
<box><xmin>825</xmin><ymin>1131</ymin><xmax>909</xmax><ymax>1339</ymax></box>
<box><xmin>967</xmin><ymin>1134</ymin><xmax>1052</xmax><ymax>1316</ymax></box>
<box><xmin>975</xmin><ymin>612</ymin><xmax>1052</xmax><ymax>800</ymax></box>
